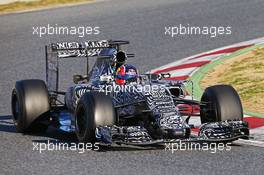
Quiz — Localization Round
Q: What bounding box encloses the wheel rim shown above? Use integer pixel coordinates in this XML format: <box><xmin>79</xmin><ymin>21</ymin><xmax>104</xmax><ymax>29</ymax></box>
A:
<box><xmin>201</xmin><ymin>93</ymin><xmax>218</xmax><ymax>123</ymax></box>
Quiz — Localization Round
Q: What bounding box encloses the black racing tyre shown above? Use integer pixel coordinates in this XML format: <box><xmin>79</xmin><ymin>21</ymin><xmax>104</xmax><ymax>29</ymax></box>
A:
<box><xmin>200</xmin><ymin>85</ymin><xmax>243</xmax><ymax>123</ymax></box>
<box><xmin>11</xmin><ymin>79</ymin><xmax>50</xmax><ymax>133</ymax></box>
<box><xmin>75</xmin><ymin>92</ymin><xmax>116</xmax><ymax>143</ymax></box>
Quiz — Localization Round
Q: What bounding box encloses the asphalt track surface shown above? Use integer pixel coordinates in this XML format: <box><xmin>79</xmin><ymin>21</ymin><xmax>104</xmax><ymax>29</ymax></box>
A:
<box><xmin>1</xmin><ymin>0</ymin><xmax>264</xmax><ymax>174</ymax></box>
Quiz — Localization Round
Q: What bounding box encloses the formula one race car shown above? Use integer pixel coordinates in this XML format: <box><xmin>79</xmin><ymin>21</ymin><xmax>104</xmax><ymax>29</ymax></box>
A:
<box><xmin>11</xmin><ymin>40</ymin><xmax>249</xmax><ymax>146</ymax></box>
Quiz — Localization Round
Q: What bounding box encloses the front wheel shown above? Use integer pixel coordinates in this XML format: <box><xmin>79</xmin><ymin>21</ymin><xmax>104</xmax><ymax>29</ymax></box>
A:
<box><xmin>200</xmin><ymin>85</ymin><xmax>243</xmax><ymax>123</ymax></box>
<box><xmin>75</xmin><ymin>92</ymin><xmax>116</xmax><ymax>143</ymax></box>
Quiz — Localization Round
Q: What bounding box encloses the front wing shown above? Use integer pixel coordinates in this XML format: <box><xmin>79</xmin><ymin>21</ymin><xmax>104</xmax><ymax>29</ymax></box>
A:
<box><xmin>95</xmin><ymin>120</ymin><xmax>249</xmax><ymax>146</ymax></box>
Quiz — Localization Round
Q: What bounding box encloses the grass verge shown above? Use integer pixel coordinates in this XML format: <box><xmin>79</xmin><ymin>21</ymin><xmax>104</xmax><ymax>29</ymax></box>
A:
<box><xmin>186</xmin><ymin>44</ymin><xmax>264</xmax><ymax>117</ymax></box>
<box><xmin>0</xmin><ymin>0</ymin><xmax>92</xmax><ymax>13</ymax></box>
<box><xmin>200</xmin><ymin>45</ymin><xmax>264</xmax><ymax>114</ymax></box>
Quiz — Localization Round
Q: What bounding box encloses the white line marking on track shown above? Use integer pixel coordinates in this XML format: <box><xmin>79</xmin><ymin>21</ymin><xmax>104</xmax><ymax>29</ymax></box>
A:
<box><xmin>234</xmin><ymin>139</ymin><xmax>264</xmax><ymax>148</ymax></box>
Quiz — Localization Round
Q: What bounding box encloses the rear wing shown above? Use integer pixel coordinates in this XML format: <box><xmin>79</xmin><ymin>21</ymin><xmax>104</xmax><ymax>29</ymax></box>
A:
<box><xmin>45</xmin><ymin>40</ymin><xmax>129</xmax><ymax>93</ymax></box>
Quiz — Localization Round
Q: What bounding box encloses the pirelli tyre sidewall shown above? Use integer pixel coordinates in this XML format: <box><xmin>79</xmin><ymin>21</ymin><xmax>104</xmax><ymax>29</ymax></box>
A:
<box><xmin>11</xmin><ymin>79</ymin><xmax>50</xmax><ymax>133</ymax></box>
<box><xmin>200</xmin><ymin>85</ymin><xmax>243</xmax><ymax>123</ymax></box>
<box><xmin>75</xmin><ymin>92</ymin><xmax>116</xmax><ymax>143</ymax></box>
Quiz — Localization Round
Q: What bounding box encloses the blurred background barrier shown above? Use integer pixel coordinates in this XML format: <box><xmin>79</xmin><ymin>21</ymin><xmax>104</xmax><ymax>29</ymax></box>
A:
<box><xmin>0</xmin><ymin>0</ymin><xmax>38</xmax><ymax>5</ymax></box>
<box><xmin>0</xmin><ymin>0</ymin><xmax>91</xmax><ymax>13</ymax></box>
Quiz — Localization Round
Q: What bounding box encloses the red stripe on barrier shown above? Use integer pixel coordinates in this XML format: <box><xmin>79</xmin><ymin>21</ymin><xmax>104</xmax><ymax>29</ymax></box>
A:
<box><xmin>188</xmin><ymin>44</ymin><xmax>253</xmax><ymax>60</ymax></box>
<box><xmin>154</xmin><ymin>61</ymin><xmax>210</xmax><ymax>74</ymax></box>
<box><xmin>244</xmin><ymin>117</ymin><xmax>264</xmax><ymax>129</ymax></box>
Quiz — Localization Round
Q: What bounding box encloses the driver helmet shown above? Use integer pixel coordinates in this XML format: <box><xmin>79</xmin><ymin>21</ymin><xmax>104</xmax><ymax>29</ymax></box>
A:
<box><xmin>115</xmin><ymin>64</ymin><xmax>138</xmax><ymax>85</ymax></box>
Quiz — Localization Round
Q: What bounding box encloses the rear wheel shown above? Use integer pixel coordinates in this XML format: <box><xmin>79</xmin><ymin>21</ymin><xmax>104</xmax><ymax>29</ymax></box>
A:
<box><xmin>75</xmin><ymin>92</ymin><xmax>116</xmax><ymax>143</ymax></box>
<box><xmin>11</xmin><ymin>79</ymin><xmax>50</xmax><ymax>133</ymax></box>
<box><xmin>200</xmin><ymin>85</ymin><xmax>243</xmax><ymax>123</ymax></box>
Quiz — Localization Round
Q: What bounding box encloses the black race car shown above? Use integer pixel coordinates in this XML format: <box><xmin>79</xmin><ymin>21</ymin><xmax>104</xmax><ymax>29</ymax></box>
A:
<box><xmin>11</xmin><ymin>40</ymin><xmax>249</xmax><ymax>146</ymax></box>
